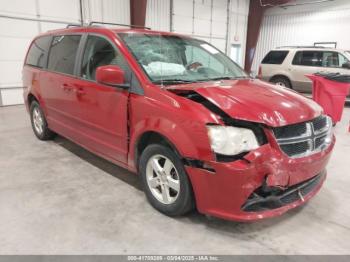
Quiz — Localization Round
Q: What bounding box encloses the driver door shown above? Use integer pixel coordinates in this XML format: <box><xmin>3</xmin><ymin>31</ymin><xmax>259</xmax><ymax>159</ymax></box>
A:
<box><xmin>75</xmin><ymin>34</ymin><xmax>131</xmax><ymax>164</ymax></box>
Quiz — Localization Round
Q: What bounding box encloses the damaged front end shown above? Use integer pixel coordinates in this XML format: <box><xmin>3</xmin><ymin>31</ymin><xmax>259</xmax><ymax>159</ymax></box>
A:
<box><xmin>172</xmin><ymin>89</ymin><xmax>268</xmax><ymax>162</ymax></box>
<box><xmin>167</xmin><ymin>87</ymin><xmax>334</xmax><ymax>221</ymax></box>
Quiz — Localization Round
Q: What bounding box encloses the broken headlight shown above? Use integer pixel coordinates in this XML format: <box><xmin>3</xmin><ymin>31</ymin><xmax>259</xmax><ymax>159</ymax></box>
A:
<box><xmin>206</xmin><ymin>125</ymin><xmax>259</xmax><ymax>156</ymax></box>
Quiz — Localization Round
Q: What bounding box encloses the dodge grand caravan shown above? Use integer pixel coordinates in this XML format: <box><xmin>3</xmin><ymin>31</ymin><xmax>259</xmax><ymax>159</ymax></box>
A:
<box><xmin>22</xmin><ymin>24</ymin><xmax>335</xmax><ymax>221</ymax></box>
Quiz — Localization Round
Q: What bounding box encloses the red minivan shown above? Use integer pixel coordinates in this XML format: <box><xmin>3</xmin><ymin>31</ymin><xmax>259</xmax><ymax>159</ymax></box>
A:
<box><xmin>22</xmin><ymin>24</ymin><xmax>335</xmax><ymax>221</ymax></box>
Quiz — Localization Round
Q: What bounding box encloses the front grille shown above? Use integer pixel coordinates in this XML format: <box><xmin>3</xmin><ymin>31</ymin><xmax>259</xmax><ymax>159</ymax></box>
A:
<box><xmin>273</xmin><ymin>115</ymin><xmax>332</xmax><ymax>158</ymax></box>
<box><xmin>312</xmin><ymin>116</ymin><xmax>328</xmax><ymax>132</ymax></box>
<box><xmin>280</xmin><ymin>141</ymin><xmax>309</xmax><ymax>156</ymax></box>
<box><xmin>315</xmin><ymin>135</ymin><xmax>328</xmax><ymax>149</ymax></box>
<box><xmin>242</xmin><ymin>172</ymin><xmax>325</xmax><ymax>212</ymax></box>
<box><xmin>273</xmin><ymin>123</ymin><xmax>307</xmax><ymax>139</ymax></box>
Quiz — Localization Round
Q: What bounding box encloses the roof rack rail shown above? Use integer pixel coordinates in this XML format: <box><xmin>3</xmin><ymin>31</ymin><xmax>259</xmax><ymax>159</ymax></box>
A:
<box><xmin>66</xmin><ymin>23</ymin><xmax>82</xmax><ymax>28</ymax></box>
<box><xmin>276</xmin><ymin>46</ymin><xmax>328</xmax><ymax>49</ymax></box>
<box><xmin>88</xmin><ymin>21</ymin><xmax>151</xmax><ymax>30</ymax></box>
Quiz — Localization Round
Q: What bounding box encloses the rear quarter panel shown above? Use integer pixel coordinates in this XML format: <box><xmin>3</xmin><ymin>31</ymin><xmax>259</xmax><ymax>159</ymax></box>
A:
<box><xmin>22</xmin><ymin>65</ymin><xmax>44</xmax><ymax>112</ymax></box>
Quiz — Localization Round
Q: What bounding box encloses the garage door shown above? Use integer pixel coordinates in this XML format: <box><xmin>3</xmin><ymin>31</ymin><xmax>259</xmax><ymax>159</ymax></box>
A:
<box><xmin>172</xmin><ymin>0</ymin><xmax>229</xmax><ymax>53</ymax></box>
<box><xmin>0</xmin><ymin>0</ymin><xmax>83</xmax><ymax>106</ymax></box>
<box><xmin>0</xmin><ymin>0</ymin><xmax>130</xmax><ymax>106</ymax></box>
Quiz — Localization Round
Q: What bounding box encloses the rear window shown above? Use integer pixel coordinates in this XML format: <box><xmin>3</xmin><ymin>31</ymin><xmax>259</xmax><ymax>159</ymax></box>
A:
<box><xmin>262</xmin><ymin>51</ymin><xmax>289</xmax><ymax>64</ymax></box>
<box><xmin>292</xmin><ymin>51</ymin><xmax>323</xmax><ymax>66</ymax></box>
<box><xmin>25</xmin><ymin>36</ymin><xmax>52</xmax><ymax>68</ymax></box>
<box><xmin>48</xmin><ymin>35</ymin><xmax>81</xmax><ymax>75</ymax></box>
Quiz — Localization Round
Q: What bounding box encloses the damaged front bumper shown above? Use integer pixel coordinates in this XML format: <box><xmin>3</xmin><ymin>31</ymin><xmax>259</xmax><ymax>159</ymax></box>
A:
<box><xmin>241</xmin><ymin>171</ymin><xmax>325</xmax><ymax>212</ymax></box>
<box><xmin>185</xmin><ymin>138</ymin><xmax>334</xmax><ymax>222</ymax></box>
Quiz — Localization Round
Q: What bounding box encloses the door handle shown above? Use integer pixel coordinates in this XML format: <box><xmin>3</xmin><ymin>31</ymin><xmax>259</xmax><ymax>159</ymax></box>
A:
<box><xmin>61</xmin><ymin>83</ymin><xmax>72</xmax><ymax>91</ymax></box>
<box><xmin>74</xmin><ymin>87</ymin><xmax>86</xmax><ymax>96</ymax></box>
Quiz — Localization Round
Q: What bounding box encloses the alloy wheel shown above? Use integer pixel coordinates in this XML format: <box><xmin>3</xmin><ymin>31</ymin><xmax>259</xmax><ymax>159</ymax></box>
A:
<box><xmin>32</xmin><ymin>107</ymin><xmax>44</xmax><ymax>135</ymax></box>
<box><xmin>145</xmin><ymin>154</ymin><xmax>180</xmax><ymax>205</ymax></box>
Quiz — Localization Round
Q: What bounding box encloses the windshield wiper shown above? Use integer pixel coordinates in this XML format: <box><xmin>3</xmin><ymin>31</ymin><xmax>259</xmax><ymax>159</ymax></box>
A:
<box><xmin>153</xmin><ymin>79</ymin><xmax>195</xmax><ymax>85</ymax></box>
<box><xmin>206</xmin><ymin>76</ymin><xmax>249</xmax><ymax>81</ymax></box>
<box><xmin>153</xmin><ymin>76</ymin><xmax>249</xmax><ymax>85</ymax></box>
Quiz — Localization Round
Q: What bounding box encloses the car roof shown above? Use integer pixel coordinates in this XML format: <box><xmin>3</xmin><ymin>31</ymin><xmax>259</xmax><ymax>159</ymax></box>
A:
<box><xmin>37</xmin><ymin>25</ymin><xmax>189</xmax><ymax>39</ymax></box>
<box><xmin>272</xmin><ymin>46</ymin><xmax>347</xmax><ymax>52</ymax></box>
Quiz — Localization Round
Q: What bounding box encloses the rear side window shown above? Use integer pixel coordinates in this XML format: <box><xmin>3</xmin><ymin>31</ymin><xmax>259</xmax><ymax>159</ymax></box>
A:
<box><xmin>322</xmin><ymin>51</ymin><xmax>349</xmax><ymax>68</ymax></box>
<box><xmin>262</xmin><ymin>51</ymin><xmax>289</xmax><ymax>64</ymax></box>
<box><xmin>292</xmin><ymin>51</ymin><xmax>323</xmax><ymax>67</ymax></box>
<box><xmin>25</xmin><ymin>36</ymin><xmax>52</xmax><ymax>68</ymax></box>
<box><xmin>48</xmin><ymin>35</ymin><xmax>81</xmax><ymax>75</ymax></box>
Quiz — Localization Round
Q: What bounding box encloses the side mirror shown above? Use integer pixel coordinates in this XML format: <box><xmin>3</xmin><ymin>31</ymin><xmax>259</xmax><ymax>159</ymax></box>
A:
<box><xmin>96</xmin><ymin>65</ymin><xmax>129</xmax><ymax>89</ymax></box>
<box><xmin>342</xmin><ymin>62</ymin><xmax>350</xmax><ymax>69</ymax></box>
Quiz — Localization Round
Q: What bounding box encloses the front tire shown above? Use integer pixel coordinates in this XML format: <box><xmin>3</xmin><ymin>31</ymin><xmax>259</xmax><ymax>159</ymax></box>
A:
<box><xmin>30</xmin><ymin>101</ymin><xmax>55</xmax><ymax>140</ymax></box>
<box><xmin>139</xmin><ymin>144</ymin><xmax>194</xmax><ymax>216</ymax></box>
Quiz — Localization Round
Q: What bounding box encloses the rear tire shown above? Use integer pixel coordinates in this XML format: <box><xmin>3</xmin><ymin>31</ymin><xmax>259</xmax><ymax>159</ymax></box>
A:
<box><xmin>139</xmin><ymin>144</ymin><xmax>194</xmax><ymax>217</ymax></box>
<box><xmin>270</xmin><ymin>76</ymin><xmax>292</xmax><ymax>89</ymax></box>
<box><xmin>30</xmin><ymin>101</ymin><xmax>55</xmax><ymax>140</ymax></box>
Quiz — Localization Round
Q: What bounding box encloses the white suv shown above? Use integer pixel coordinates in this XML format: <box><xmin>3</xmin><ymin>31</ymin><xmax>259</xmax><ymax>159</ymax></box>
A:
<box><xmin>259</xmin><ymin>46</ymin><xmax>350</xmax><ymax>93</ymax></box>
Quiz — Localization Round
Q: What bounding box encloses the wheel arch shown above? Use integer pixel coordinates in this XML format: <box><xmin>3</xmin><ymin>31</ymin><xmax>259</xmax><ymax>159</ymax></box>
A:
<box><xmin>269</xmin><ymin>74</ymin><xmax>293</xmax><ymax>88</ymax></box>
<box><xmin>27</xmin><ymin>93</ymin><xmax>38</xmax><ymax>106</ymax></box>
<box><xmin>26</xmin><ymin>92</ymin><xmax>48</xmax><ymax>115</ymax></box>
<box><xmin>134</xmin><ymin>131</ymin><xmax>182</xmax><ymax>172</ymax></box>
<box><xmin>129</xmin><ymin>114</ymin><xmax>211</xmax><ymax>172</ymax></box>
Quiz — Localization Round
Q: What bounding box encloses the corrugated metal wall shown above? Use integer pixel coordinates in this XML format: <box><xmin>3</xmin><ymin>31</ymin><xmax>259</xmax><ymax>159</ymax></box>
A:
<box><xmin>145</xmin><ymin>0</ymin><xmax>170</xmax><ymax>31</ymax></box>
<box><xmin>252</xmin><ymin>0</ymin><xmax>350</xmax><ymax>73</ymax></box>
<box><xmin>83</xmin><ymin>0</ymin><xmax>130</xmax><ymax>24</ymax></box>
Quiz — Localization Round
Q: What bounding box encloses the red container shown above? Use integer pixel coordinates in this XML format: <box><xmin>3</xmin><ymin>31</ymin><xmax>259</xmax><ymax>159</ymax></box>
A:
<box><xmin>306</xmin><ymin>74</ymin><xmax>350</xmax><ymax>124</ymax></box>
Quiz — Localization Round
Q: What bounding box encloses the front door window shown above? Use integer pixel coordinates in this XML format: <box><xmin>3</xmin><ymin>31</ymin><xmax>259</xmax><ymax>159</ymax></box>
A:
<box><xmin>81</xmin><ymin>35</ymin><xmax>130</xmax><ymax>82</ymax></box>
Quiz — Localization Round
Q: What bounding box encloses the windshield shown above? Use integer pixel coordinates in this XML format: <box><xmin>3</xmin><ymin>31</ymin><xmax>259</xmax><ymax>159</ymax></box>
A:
<box><xmin>118</xmin><ymin>33</ymin><xmax>248</xmax><ymax>85</ymax></box>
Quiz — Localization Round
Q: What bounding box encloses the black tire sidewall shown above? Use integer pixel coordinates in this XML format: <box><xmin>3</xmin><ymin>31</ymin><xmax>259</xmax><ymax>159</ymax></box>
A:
<box><xmin>139</xmin><ymin>144</ymin><xmax>194</xmax><ymax>216</ymax></box>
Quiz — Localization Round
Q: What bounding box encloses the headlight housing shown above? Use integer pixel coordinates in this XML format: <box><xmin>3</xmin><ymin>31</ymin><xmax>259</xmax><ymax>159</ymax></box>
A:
<box><xmin>206</xmin><ymin>125</ymin><xmax>260</xmax><ymax>156</ymax></box>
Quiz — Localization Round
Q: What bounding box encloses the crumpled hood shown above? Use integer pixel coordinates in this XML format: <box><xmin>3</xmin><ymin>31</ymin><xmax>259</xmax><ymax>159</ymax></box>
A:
<box><xmin>167</xmin><ymin>79</ymin><xmax>322</xmax><ymax>127</ymax></box>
